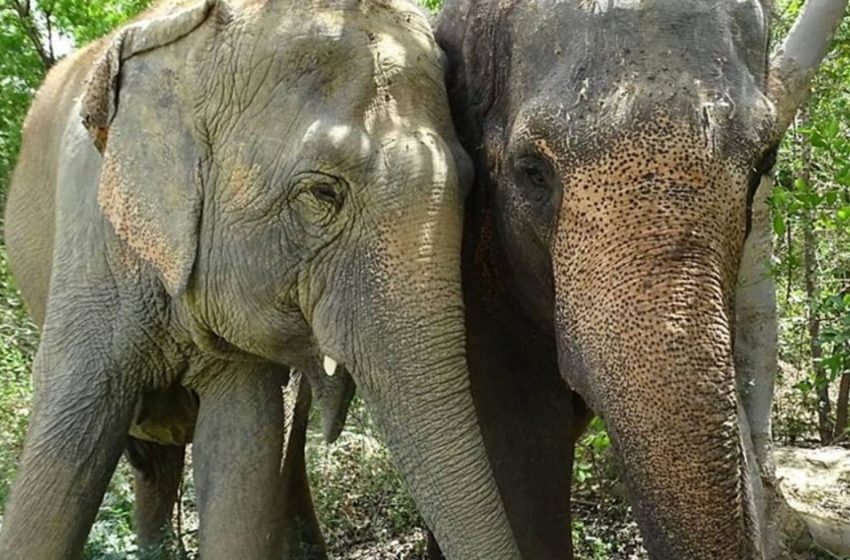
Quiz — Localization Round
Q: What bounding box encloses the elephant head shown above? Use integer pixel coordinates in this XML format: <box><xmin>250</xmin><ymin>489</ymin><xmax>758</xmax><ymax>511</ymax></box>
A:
<box><xmin>81</xmin><ymin>1</ymin><xmax>519</xmax><ymax>557</ymax></box>
<box><xmin>436</xmin><ymin>0</ymin><xmax>846</xmax><ymax>558</ymax></box>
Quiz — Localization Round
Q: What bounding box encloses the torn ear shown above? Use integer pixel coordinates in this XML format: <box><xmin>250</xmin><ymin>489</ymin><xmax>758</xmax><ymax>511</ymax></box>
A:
<box><xmin>435</xmin><ymin>0</ymin><xmax>514</xmax><ymax>152</ymax></box>
<box><xmin>81</xmin><ymin>1</ymin><xmax>218</xmax><ymax>296</ymax></box>
<box><xmin>82</xmin><ymin>0</ymin><xmax>217</xmax><ymax>153</ymax></box>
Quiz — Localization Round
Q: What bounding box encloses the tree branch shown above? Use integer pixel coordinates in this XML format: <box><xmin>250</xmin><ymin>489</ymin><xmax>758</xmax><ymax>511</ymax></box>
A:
<box><xmin>5</xmin><ymin>0</ymin><xmax>55</xmax><ymax>70</ymax></box>
<box><xmin>43</xmin><ymin>5</ymin><xmax>55</xmax><ymax>65</ymax></box>
<box><xmin>767</xmin><ymin>0</ymin><xmax>849</xmax><ymax>134</ymax></box>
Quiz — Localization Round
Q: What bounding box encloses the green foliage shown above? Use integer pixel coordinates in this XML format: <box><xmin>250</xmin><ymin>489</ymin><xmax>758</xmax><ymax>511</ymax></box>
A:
<box><xmin>573</xmin><ymin>417</ymin><xmax>614</xmax><ymax>492</ymax></box>
<box><xmin>0</xmin><ymin>239</ymin><xmax>36</xmax><ymax>509</ymax></box>
<box><xmin>42</xmin><ymin>0</ymin><xmax>152</xmax><ymax>46</ymax></box>
<box><xmin>82</xmin><ymin>463</ymin><xmax>138</xmax><ymax>560</ymax></box>
<box><xmin>307</xmin><ymin>398</ymin><xmax>425</xmax><ymax>555</ymax></box>
<box><xmin>419</xmin><ymin>0</ymin><xmax>443</xmax><ymax>12</ymax></box>
<box><xmin>0</xmin><ymin>10</ymin><xmax>43</xmax><ymax>205</ymax></box>
<box><xmin>769</xmin><ymin>0</ymin><xmax>850</xmax><ymax>444</ymax></box>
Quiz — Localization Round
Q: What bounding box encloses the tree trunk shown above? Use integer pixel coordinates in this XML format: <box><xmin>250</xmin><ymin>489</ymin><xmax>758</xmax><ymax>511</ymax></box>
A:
<box><xmin>8</xmin><ymin>0</ymin><xmax>56</xmax><ymax>70</ymax></box>
<box><xmin>799</xmin><ymin>106</ymin><xmax>833</xmax><ymax>444</ymax></box>
<box><xmin>834</xmin><ymin>360</ymin><xmax>850</xmax><ymax>442</ymax></box>
<box><xmin>736</xmin><ymin>172</ymin><xmax>811</xmax><ymax>559</ymax></box>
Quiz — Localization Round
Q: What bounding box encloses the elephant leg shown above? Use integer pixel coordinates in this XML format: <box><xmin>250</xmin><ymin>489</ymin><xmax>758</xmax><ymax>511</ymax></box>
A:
<box><xmin>281</xmin><ymin>372</ymin><xmax>328</xmax><ymax>560</ymax></box>
<box><xmin>191</xmin><ymin>362</ymin><xmax>288</xmax><ymax>560</ymax></box>
<box><xmin>426</xmin><ymin>529</ymin><xmax>445</xmax><ymax>560</ymax></box>
<box><xmin>0</xmin><ymin>341</ymin><xmax>138</xmax><ymax>559</ymax></box>
<box><xmin>126</xmin><ymin>438</ymin><xmax>186</xmax><ymax>557</ymax></box>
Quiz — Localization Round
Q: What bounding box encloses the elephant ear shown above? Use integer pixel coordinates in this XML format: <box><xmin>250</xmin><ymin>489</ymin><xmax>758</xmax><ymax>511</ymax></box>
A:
<box><xmin>435</xmin><ymin>0</ymin><xmax>514</xmax><ymax>150</ymax></box>
<box><xmin>81</xmin><ymin>1</ymin><xmax>217</xmax><ymax>296</ymax></box>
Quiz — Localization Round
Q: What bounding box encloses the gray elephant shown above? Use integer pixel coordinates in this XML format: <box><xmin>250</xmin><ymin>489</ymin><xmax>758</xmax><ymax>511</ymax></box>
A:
<box><xmin>123</xmin><ymin>359</ymin><xmax>354</xmax><ymax>558</ymax></box>
<box><xmin>0</xmin><ymin>1</ymin><xmax>522</xmax><ymax>558</ymax></box>
<box><xmin>427</xmin><ymin>1</ymin><xmax>847</xmax><ymax>559</ymax></box>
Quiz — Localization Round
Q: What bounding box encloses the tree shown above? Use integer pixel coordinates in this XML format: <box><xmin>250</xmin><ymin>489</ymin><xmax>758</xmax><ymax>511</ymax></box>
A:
<box><xmin>770</xmin><ymin>0</ymin><xmax>850</xmax><ymax>446</ymax></box>
<box><xmin>0</xmin><ymin>0</ymin><xmax>152</xmax><ymax>209</ymax></box>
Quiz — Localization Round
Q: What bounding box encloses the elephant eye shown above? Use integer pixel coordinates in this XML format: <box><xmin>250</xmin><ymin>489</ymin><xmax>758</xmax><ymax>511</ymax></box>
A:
<box><xmin>514</xmin><ymin>156</ymin><xmax>554</xmax><ymax>201</ymax></box>
<box><xmin>311</xmin><ymin>183</ymin><xmax>344</xmax><ymax>210</ymax></box>
<box><xmin>290</xmin><ymin>172</ymin><xmax>347</xmax><ymax>228</ymax></box>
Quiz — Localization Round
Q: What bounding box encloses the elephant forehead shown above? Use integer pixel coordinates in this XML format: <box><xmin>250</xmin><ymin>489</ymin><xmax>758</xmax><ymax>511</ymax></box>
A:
<box><xmin>511</xmin><ymin>104</ymin><xmax>762</xmax><ymax>176</ymax></box>
<box><xmin>247</xmin><ymin>2</ymin><xmax>442</xmax><ymax>88</ymax></box>
<box><xmin>228</xmin><ymin>11</ymin><xmax>449</xmax><ymax>137</ymax></box>
<box><xmin>301</xmin><ymin>122</ymin><xmax>374</xmax><ymax>155</ymax></box>
<box><xmin>562</xmin><ymin>118</ymin><xmax>733</xmax><ymax>194</ymax></box>
<box><xmin>509</xmin><ymin>0</ymin><xmax>769</xmax><ymax>100</ymax></box>
<box><xmin>573</xmin><ymin>0</ymin><xmax>641</xmax><ymax>12</ymax></box>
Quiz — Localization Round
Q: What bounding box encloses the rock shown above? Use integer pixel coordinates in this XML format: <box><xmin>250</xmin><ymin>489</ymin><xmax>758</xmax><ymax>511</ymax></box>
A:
<box><xmin>774</xmin><ymin>446</ymin><xmax>850</xmax><ymax>558</ymax></box>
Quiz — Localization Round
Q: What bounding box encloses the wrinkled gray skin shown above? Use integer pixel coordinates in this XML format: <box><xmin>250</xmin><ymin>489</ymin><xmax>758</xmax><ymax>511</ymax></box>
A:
<box><xmin>123</xmin><ymin>360</ymin><xmax>354</xmax><ymax>557</ymax></box>
<box><xmin>0</xmin><ymin>1</ymin><xmax>522</xmax><ymax>558</ymax></box>
<box><xmin>433</xmin><ymin>1</ymin><xmax>834</xmax><ymax>559</ymax></box>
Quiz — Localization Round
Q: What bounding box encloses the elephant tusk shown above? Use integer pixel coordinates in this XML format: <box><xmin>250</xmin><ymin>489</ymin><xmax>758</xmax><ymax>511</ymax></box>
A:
<box><xmin>323</xmin><ymin>356</ymin><xmax>338</xmax><ymax>377</ymax></box>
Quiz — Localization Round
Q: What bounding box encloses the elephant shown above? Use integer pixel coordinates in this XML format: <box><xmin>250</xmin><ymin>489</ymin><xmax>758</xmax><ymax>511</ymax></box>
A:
<box><xmin>0</xmin><ymin>0</ymin><xmax>523</xmax><ymax>558</ymax></box>
<box><xmin>123</xmin><ymin>359</ymin><xmax>354</xmax><ymax>558</ymax></box>
<box><xmin>425</xmin><ymin>0</ymin><xmax>848</xmax><ymax>559</ymax></box>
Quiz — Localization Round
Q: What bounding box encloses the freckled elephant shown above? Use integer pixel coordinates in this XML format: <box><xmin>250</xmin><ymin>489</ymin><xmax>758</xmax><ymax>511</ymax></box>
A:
<box><xmin>0</xmin><ymin>1</ymin><xmax>523</xmax><ymax>558</ymax></box>
<box><xmin>428</xmin><ymin>1</ymin><xmax>847</xmax><ymax>559</ymax></box>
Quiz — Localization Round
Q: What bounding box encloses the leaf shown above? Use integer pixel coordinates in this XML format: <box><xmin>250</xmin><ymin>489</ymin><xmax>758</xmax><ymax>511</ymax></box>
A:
<box><xmin>773</xmin><ymin>214</ymin><xmax>787</xmax><ymax>236</ymax></box>
<box><xmin>793</xmin><ymin>379</ymin><xmax>813</xmax><ymax>394</ymax></box>
<box><xmin>809</xmin><ymin>131</ymin><xmax>828</xmax><ymax>149</ymax></box>
<box><xmin>824</xmin><ymin>119</ymin><xmax>840</xmax><ymax>139</ymax></box>
<box><xmin>826</xmin><ymin>190</ymin><xmax>839</xmax><ymax>205</ymax></box>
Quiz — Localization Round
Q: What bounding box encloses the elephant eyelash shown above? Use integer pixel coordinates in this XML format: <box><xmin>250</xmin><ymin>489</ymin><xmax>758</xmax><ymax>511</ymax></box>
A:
<box><xmin>513</xmin><ymin>155</ymin><xmax>556</xmax><ymax>203</ymax></box>
<box><xmin>310</xmin><ymin>183</ymin><xmax>344</xmax><ymax>210</ymax></box>
<box><xmin>519</xmin><ymin>162</ymin><xmax>549</xmax><ymax>188</ymax></box>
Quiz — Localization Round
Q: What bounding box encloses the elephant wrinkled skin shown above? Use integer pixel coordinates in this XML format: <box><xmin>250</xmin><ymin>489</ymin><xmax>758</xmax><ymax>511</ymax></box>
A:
<box><xmin>0</xmin><ymin>1</ymin><xmax>521</xmax><ymax>559</ymax></box>
<box><xmin>433</xmin><ymin>1</ymin><xmax>848</xmax><ymax>559</ymax></box>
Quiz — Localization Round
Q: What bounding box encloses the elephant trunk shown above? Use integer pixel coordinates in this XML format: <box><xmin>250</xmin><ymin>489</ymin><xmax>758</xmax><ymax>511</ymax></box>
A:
<box><xmin>361</xmin><ymin>321</ymin><xmax>520</xmax><ymax>560</ymax></box>
<box><xmin>555</xmin><ymin>225</ymin><xmax>761</xmax><ymax>558</ymax></box>
<box><xmin>314</xmin><ymin>175</ymin><xmax>521</xmax><ymax>558</ymax></box>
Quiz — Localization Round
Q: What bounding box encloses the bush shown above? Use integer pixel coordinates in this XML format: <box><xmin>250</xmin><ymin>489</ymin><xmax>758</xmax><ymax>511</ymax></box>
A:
<box><xmin>0</xmin><ymin>239</ymin><xmax>37</xmax><ymax>510</ymax></box>
<box><xmin>307</xmin><ymin>398</ymin><xmax>427</xmax><ymax>558</ymax></box>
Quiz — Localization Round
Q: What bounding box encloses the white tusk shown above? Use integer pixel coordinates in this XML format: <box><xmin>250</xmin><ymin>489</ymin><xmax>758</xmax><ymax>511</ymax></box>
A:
<box><xmin>323</xmin><ymin>356</ymin><xmax>338</xmax><ymax>377</ymax></box>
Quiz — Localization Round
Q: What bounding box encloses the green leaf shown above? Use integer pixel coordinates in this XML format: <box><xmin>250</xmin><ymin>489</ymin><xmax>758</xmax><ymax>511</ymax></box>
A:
<box><xmin>824</xmin><ymin>119</ymin><xmax>840</xmax><ymax>139</ymax></box>
<box><xmin>809</xmin><ymin>131</ymin><xmax>828</xmax><ymax>148</ymax></box>
<box><xmin>773</xmin><ymin>214</ymin><xmax>787</xmax><ymax>236</ymax></box>
<box><xmin>826</xmin><ymin>190</ymin><xmax>839</xmax><ymax>205</ymax></box>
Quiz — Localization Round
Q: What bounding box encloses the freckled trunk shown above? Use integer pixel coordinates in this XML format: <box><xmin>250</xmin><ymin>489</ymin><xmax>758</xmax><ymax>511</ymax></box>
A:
<box><xmin>555</xmin><ymin>231</ymin><xmax>763</xmax><ymax>558</ymax></box>
<box><xmin>561</xmin><ymin>294</ymin><xmax>761</xmax><ymax>559</ymax></box>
